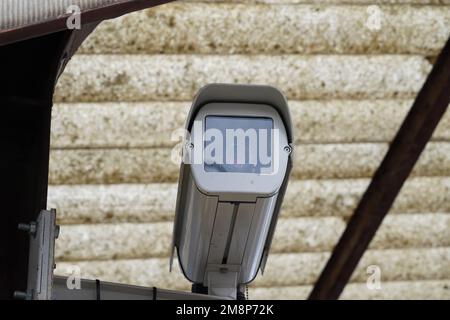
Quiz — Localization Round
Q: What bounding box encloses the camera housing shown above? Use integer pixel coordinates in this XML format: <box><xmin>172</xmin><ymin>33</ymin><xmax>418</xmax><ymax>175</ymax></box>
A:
<box><xmin>171</xmin><ymin>84</ymin><xmax>293</xmax><ymax>298</ymax></box>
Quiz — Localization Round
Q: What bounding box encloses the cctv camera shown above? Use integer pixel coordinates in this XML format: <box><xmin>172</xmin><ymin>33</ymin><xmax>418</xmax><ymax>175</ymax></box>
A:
<box><xmin>171</xmin><ymin>84</ymin><xmax>293</xmax><ymax>299</ymax></box>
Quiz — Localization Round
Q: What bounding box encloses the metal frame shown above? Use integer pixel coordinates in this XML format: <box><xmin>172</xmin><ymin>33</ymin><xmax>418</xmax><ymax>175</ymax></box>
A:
<box><xmin>14</xmin><ymin>209</ymin><xmax>59</xmax><ymax>300</ymax></box>
<box><xmin>14</xmin><ymin>210</ymin><xmax>228</xmax><ymax>300</ymax></box>
<box><xmin>53</xmin><ymin>277</ymin><xmax>229</xmax><ymax>300</ymax></box>
<box><xmin>0</xmin><ymin>0</ymin><xmax>174</xmax><ymax>300</ymax></box>
<box><xmin>0</xmin><ymin>30</ymin><xmax>78</xmax><ymax>300</ymax></box>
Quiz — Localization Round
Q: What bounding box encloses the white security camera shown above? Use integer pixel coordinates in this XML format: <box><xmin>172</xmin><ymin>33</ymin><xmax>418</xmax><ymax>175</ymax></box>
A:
<box><xmin>171</xmin><ymin>84</ymin><xmax>294</xmax><ymax>299</ymax></box>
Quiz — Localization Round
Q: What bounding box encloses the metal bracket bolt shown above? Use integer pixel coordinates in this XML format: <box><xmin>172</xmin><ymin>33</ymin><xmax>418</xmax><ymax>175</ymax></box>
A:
<box><xmin>18</xmin><ymin>221</ymin><xmax>60</xmax><ymax>239</ymax></box>
<box><xmin>55</xmin><ymin>225</ymin><xmax>60</xmax><ymax>239</ymax></box>
<box><xmin>18</xmin><ymin>222</ymin><xmax>37</xmax><ymax>236</ymax></box>
<box><xmin>13</xmin><ymin>291</ymin><xmax>30</xmax><ymax>300</ymax></box>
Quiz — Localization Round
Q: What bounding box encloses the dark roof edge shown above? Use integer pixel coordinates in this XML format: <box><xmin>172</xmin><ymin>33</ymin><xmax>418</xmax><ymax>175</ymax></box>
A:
<box><xmin>0</xmin><ymin>0</ymin><xmax>174</xmax><ymax>47</ymax></box>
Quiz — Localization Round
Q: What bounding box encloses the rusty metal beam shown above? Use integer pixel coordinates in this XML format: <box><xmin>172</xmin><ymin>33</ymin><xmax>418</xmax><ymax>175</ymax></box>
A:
<box><xmin>308</xmin><ymin>35</ymin><xmax>450</xmax><ymax>300</ymax></box>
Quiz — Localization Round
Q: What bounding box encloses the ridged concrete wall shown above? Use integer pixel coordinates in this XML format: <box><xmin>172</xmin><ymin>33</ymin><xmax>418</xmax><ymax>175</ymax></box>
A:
<box><xmin>50</xmin><ymin>1</ymin><xmax>450</xmax><ymax>299</ymax></box>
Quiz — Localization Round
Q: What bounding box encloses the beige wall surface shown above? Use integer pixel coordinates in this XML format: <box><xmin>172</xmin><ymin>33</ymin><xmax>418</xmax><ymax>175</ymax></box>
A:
<box><xmin>50</xmin><ymin>0</ymin><xmax>450</xmax><ymax>299</ymax></box>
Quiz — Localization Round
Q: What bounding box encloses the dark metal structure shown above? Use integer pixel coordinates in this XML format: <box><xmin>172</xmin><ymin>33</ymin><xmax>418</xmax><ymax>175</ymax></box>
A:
<box><xmin>0</xmin><ymin>0</ymin><xmax>173</xmax><ymax>300</ymax></box>
<box><xmin>0</xmin><ymin>0</ymin><xmax>449</xmax><ymax>300</ymax></box>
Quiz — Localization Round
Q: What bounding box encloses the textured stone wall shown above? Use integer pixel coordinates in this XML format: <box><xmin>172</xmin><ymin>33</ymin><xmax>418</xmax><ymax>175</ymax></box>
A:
<box><xmin>50</xmin><ymin>0</ymin><xmax>450</xmax><ymax>299</ymax></box>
